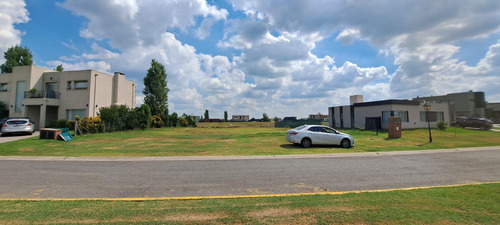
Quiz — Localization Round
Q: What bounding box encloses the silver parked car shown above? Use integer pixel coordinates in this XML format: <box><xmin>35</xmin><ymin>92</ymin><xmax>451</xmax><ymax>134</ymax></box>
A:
<box><xmin>286</xmin><ymin>125</ymin><xmax>354</xmax><ymax>148</ymax></box>
<box><xmin>1</xmin><ymin>118</ymin><xmax>35</xmax><ymax>136</ymax></box>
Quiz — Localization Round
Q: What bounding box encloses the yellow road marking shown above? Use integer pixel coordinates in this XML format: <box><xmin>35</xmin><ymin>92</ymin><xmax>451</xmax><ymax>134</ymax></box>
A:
<box><xmin>1</xmin><ymin>182</ymin><xmax>498</xmax><ymax>202</ymax></box>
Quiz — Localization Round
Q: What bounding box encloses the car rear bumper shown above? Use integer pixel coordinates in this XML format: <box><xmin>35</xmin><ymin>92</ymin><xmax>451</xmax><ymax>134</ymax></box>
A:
<box><xmin>1</xmin><ymin>127</ymin><xmax>34</xmax><ymax>134</ymax></box>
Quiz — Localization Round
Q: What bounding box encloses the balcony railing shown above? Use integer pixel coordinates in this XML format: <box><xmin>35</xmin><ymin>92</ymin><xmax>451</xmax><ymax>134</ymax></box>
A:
<box><xmin>24</xmin><ymin>91</ymin><xmax>60</xmax><ymax>99</ymax></box>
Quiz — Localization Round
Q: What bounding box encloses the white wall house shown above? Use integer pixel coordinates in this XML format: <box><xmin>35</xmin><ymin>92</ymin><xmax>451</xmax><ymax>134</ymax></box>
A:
<box><xmin>329</xmin><ymin>96</ymin><xmax>450</xmax><ymax>130</ymax></box>
<box><xmin>0</xmin><ymin>65</ymin><xmax>136</xmax><ymax>129</ymax></box>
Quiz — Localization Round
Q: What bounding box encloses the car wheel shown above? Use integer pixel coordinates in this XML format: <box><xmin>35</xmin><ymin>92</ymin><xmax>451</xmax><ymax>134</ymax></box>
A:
<box><xmin>340</xmin><ymin>139</ymin><xmax>351</xmax><ymax>148</ymax></box>
<box><xmin>301</xmin><ymin>138</ymin><xmax>312</xmax><ymax>148</ymax></box>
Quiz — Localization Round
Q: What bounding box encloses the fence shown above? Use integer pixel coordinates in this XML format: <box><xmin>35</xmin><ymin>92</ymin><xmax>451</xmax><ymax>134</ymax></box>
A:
<box><xmin>274</xmin><ymin>119</ymin><xmax>322</xmax><ymax>128</ymax></box>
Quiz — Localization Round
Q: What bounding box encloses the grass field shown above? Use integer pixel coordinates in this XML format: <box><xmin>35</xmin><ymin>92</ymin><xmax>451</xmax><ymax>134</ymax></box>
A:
<box><xmin>0</xmin><ymin>126</ymin><xmax>499</xmax><ymax>157</ymax></box>
<box><xmin>1</xmin><ymin>183</ymin><xmax>498</xmax><ymax>224</ymax></box>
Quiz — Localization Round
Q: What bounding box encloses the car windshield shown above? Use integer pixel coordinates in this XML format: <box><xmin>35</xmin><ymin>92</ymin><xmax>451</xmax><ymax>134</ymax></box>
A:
<box><xmin>7</xmin><ymin>120</ymin><xmax>28</xmax><ymax>125</ymax></box>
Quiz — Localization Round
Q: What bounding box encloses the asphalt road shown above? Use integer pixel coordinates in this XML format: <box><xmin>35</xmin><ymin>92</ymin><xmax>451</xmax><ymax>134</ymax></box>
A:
<box><xmin>0</xmin><ymin>148</ymin><xmax>499</xmax><ymax>199</ymax></box>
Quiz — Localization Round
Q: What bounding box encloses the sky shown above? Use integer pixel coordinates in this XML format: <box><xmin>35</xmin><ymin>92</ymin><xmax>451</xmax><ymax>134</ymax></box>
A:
<box><xmin>1</xmin><ymin>0</ymin><xmax>500</xmax><ymax>119</ymax></box>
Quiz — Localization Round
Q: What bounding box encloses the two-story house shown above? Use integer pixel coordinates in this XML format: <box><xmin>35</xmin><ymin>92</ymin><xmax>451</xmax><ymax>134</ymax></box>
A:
<box><xmin>0</xmin><ymin>65</ymin><xmax>136</xmax><ymax>130</ymax></box>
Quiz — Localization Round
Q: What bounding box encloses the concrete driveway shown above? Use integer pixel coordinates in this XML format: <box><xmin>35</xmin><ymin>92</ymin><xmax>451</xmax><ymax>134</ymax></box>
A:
<box><xmin>0</xmin><ymin>131</ymin><xmax>39</xmax><ymax>143</ymax></box>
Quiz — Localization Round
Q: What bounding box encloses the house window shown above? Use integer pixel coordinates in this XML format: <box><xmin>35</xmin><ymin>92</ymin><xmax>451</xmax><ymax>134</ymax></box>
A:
<box><xmin>382</xmin><ymin>111</ymin><xmax>391</xmax><ymax>123</ymax></box>
<box><xmin>382</xmin><ymin>111</ymin><xmax>409</xmax><ymax>122</ymax></box>
<box><xmin>67</xmin><ymin>81</ymin><xmax>72</xmax><ymax>90</ymax></box>
<box><xmin>420</xmin><ymin>111</ymin><xmax>444</xmax><ymax>122</ymax></box>
<box><xmin>393</xmin><ymin>111</ymin><xmax>409</xmax><ymax>122</ymax></box>
<box><xmin>0</xmin><ymin>83</ymin><xmax>7</xmax><ymax>92</ymax></box>
<box><xmin>67</xmin><ymin>109</ymin><xmax>87</xmax><ymax>120</ymax></box>
<box><xmin>74</xmin><ymin>81</ymin><xmax>88</xmax><ymax>89</ymax></box>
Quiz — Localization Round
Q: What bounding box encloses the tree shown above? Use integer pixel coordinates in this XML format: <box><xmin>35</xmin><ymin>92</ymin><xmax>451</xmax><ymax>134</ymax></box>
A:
<box><xmin>1</xmin><ymin>45</ymin><xmax>33</xmax><ymax>73</ymax></box>
<box><xmin>170</xmin><ymin>112</ymin><xmax>178</xmax><ymax>127</ymax></box>
<box><xmin>273</xmin><ymin>116</ymin><xmax>280</xmax><ymax>122</ymax></box>
<box><xmin>224</xmin><ymin>111</ymin><xmax>228</xmax><ymax>122</ymax></box>
<box><xmin>204</xmin><ymin>110</ymin><xmax>209</xmax><ymax>122</ymax></box>
<box><xmin>56</xmin><ymin>64</ymin><xmax>64</xmax><ymax>72</ymax></box>
<box><xmin>262</xmin><ymin>113</ymin><xmax>270</xmax><ymax>122</ymax></box>
<box><xmin>143</xmin><ymin>59</ymin><xmax>169</xmax><ymax>119</ymax></box>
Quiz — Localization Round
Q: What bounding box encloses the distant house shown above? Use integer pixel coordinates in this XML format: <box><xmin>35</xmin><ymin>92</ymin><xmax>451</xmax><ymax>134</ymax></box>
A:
<box><xmin>413</xmin><ymin>90</ymin><xmax>486</xmax><ymax>121</ymax></box>
<box><xmin>0</xmin><ymin>65</ymin><xmax>136</xmax><ymax>129</ymax></box>
<box><xmin>231</xmin><ymin>115</ymin><xmax>249</xmax><ymax>122</ymax></box>
<box><xmin>308</xmin><ymin>113</ymin><xmax>328</xmax><ymax>121</ymax></box>
<box><xmin>486</xmin><ymin>102</ymin><xmax>500</xmax><ymax>123</ymax></box>
<box><xmin>328</xmin><ymin>95</ymin><xmax>450</xmax><ymax>130</ymax></box>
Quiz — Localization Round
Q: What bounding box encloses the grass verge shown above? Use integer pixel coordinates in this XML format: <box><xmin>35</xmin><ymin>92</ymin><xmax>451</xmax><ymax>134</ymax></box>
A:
<box><xmin>0</xmin><ymin>127</ymin><xmax>499</xmax><ymax>157</ymax></box>
<box><xmin>1</xmin><ymin>183</ymin><xmax>498</xmax><ymax>224</ymax></box>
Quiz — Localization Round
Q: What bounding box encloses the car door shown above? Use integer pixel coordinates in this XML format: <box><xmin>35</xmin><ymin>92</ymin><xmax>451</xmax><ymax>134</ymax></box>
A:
<box><xmin>307</xmin><ymin>126</ymin><xmax>324</xmax><ymax>144</ymax></box>
<box><xmin>322</xmin><ymin>127</ymin><xmax>343</xmax><ymax>145</ymax></box>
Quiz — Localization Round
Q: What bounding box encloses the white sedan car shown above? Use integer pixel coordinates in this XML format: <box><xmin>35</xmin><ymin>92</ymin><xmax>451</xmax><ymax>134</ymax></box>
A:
<box><xmin>286</xmin><ymin>125</ymin><xmax>354</xmax><ymax>148</ymax></box>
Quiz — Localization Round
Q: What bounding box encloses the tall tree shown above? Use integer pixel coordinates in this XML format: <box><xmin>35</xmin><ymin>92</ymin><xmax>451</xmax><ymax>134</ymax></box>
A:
<box><xmin>56</xmin><ymin>64</ymin><xmax>64</xmax><ymax>72</ymax></box>
<box><xmin>224</xmin><ymin>111</ymin><xmax>228</xmax><ymax>122</ymax></box>
<box><xmin>1</xmin><ymin>45</ymin><xmax>33</xmax><ymax>73</ymax></box>
<box><xmin>262</xmin><ymin>113</ymin><xmax>270</xmax><ymax>122</ymax></box>
<box><xmin>143</xmin><ymin>59</ymin><xmax>169</xmax><ymax>119</ymax></box>
<box><xmin>204</xmin><ymin>110</ymin><xmax>209</xmax><ymax>122</ymax></box>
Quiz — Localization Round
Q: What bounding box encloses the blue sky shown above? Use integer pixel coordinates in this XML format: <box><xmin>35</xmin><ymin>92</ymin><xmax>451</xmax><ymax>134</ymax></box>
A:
<box><xmin>2</xmin><ymin>0</ymin><xmax>500</xmax><ymax>118</ymax></box>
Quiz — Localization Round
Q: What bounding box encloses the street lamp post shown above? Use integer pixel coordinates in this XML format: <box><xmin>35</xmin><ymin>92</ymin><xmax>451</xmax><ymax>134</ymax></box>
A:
<box><xmin>423</xmin><ymin>102</ymin><xmax>433</xmax><ymax>143</ymax></box>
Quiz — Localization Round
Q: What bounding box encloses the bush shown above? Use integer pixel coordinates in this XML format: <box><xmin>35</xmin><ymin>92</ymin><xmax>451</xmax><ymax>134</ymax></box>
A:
<box><xmin>437</xmin><ymin>120</ymin><xmax>448</xmax><ymax>130</ymax></box>
<box><xmin>130</xmin><ymin>104</ymin><xmax>151</xmax><ymax>129</ymax></box>
<box><xmin>151</xmin><ymin>115</ymin><xmax>164</xmax><ymax>128</ymax></box>
<box><xmin>99</xmin><ymin>105</ymin><xmax>129</xmax><ymax>132</ymax></box>
<box><xmin>47</xmin><ymin>119</ymin><xmax>71</xmax><ymax>129</ymax></box>
<box><xmin>76</xmin><ymin>116</ymin><xmax>104</xmax><ymax>134</ymax></box>
<box><xmin>177</xmin><ymin>117</ymin><xmax>189</xmax><ymax>127</ymax></box>
<box><xmin>182</xmin><ymin>113</ymin><xmax>197</xmax><ymax>127</ymax></box>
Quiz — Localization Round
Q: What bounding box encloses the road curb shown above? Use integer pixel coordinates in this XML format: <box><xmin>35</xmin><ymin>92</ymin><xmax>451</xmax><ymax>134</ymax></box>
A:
<box><xmin>0</xmin><ymin>146</ymin><xmax>499</xmax><ymax>161</ymax></box>
<box><xmin>1</xmin><ymin>182</ymin><xmax>498</xmax><ymax>202</ymax></box>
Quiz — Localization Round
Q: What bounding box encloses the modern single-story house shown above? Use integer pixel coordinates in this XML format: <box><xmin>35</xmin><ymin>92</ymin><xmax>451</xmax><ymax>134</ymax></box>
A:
<box><xmin>413</xmin><ymin>90</ymin><xmax>486</xmax><ymax>121</ymax></box>
<box><xmin>0</xmin><ymin>65</ymin><xmax>136</xmax><ymax>129</ymax></box>
<box><xmin>328</xmin><ymin>95</ymin><xmax>450</xmax><ymax>130</ymax></box>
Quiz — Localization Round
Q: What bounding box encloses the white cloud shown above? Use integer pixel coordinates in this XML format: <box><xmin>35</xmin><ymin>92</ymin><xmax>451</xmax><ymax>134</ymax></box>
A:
<box><xmin>61</xmin><ymin>0</ymin><xmax>228</xmax><ymax>49</ymax></box>
<box><xmin>50</xmin><ymin>0</ymin><xmax>500</xmax><ymax>118</ymax></box>
<box><xmin>0</xmin><ymin>0</ymin><xmax>29</xmax><ymax>63</ymax></box>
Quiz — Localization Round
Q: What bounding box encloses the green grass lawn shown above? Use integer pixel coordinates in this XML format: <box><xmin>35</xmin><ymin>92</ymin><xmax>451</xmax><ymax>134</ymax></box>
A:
<box><xmin>1</xmin><ymin>183</ymin><xmax>498</xmax><ymax>224</ymax></box>
<box><xmin>0</xmin><ymin>127</ymin><xmax>499</xmax><ymax>157</ymax></box>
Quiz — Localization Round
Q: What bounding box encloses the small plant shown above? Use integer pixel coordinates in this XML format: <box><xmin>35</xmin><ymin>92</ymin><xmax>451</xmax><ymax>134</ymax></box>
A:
<box><xmin>437</xmin><ymin>120</ymin><xmax>448</xmax><ymax>130</ymax></box>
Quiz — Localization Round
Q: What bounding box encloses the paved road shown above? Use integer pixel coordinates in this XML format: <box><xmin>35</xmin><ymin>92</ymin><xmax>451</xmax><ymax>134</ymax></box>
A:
<box><xmin>0</xmin><ymin>148</ymin><xmax>499</xmax><ymax>199</ymax></box>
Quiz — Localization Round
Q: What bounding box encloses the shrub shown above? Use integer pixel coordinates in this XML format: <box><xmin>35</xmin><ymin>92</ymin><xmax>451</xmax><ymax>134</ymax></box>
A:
<box><xmin>76</xmin><ymin>116</ymin><xmax>104</xmax><ymax>134</ymax></box>
<box><xmin>177</xmin><ymin>117</ymin><xmax>189</xmax><ymax>127</ymax></box>
<box><xmin>437</xmin><ymin>120</ymin><xmax>448</xmax><ymax>130</ymax></box>
<box><xmin>131</xmin><ymin>104</ymin><xmax>151</xmax><ymax>129</ymax></box>
<box><xmin>99</xmin><ymin>105</ymin><xmax>129</xmax><ymax>132</ymax></box>
<box><xmin>151</xmin><ymin>115</ymin><xmax>164</xmax><ymax>128</ymax></box>
<box><xmin>47</xmin><ymin>119</ymin><xmax>71</xmax><ymax>129</ymax></box>
<box><xmin>182</xmin><ymin>113</ymin><xmax>197</xmax><ymax>127</ymax></box>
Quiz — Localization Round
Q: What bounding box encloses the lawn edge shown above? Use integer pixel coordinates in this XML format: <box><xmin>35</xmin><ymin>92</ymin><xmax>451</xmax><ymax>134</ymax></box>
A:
<box><xmin>1</xmin><ymin>146</ymin><xmax>499</xmax><ymax>161</ymax></box>
<box><xmin>2</xmin><ymin>182</ymin><xmax>498</xmax><ymax>202</ymax></box>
